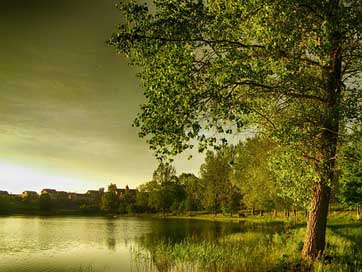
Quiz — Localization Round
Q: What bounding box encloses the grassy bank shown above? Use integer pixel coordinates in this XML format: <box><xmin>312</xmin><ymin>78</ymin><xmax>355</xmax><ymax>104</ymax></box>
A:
<box><xmin>166</xmin><ymin>210</ymin><xmax>359</xmax><ymax>223</ymax></box>
<box><xmin>132</xmin><ymin>214</ymin><xmax>362</xmax><ymax>272</ymax></box>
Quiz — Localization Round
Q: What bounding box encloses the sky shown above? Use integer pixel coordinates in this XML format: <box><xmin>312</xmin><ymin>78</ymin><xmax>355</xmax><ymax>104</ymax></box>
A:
<box><xmin>0</xmin><ymin>0</ymin><xmax>204</xmax><ymax>194</ymax></box>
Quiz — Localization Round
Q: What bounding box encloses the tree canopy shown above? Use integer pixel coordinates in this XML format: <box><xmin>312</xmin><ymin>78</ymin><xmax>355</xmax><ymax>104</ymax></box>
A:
<box><xmin>109</xmin><ymin>0</ymin><xmax>362</xmax><ymax>260</ymax></box>
<box><xmin>110</xmin><ymin>0</ymin><xmax>361</xmax><ymax>160</ymax></box>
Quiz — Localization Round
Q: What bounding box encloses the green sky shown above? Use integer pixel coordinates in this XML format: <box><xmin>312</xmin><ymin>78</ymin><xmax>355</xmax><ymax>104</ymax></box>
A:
<box><xmin>0</xmin><ymin>0</ymin><xmax>203</xmax><ymax>193</ymax></box>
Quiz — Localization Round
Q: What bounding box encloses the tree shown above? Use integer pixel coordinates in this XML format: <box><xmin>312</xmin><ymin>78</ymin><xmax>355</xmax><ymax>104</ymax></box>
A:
<box><xmin>200</xmin><ymin>149</ymin><xmax>232</xmax><ymax>214</ymax></box>
<box><xmin>39</xmin><ymin>193</ymin><xmax>52</xmax><ymax>212</ymax></box>
<box><xmin>339</xmin><ymin>133</ymin><xmax>362</xmax><ymax>220</ymax></box>
<box><xmin>0</xmin><ymin>194</ymin><xmax>11</xmax><ymax>214</ymax></box>
<box><xmin>153</xmin><ymin>163</ymin><xmax>177</xmax><ymax>214</ymax></box>
<box><xmin>146</xmin><ymin>181</ymin><xmax>164</xmax><ymax>212</ymax></box>
<box><xmin>109</xmin><ymin>0</ymin><xmax>362</xmax><ymax>260</ymax></box>
<box><xmin>136</xmin><ymin>181</ymin><xmax>155</xmax><ymax>213</ymax></box>
<box><xmin>178</xmin><ymin>173</ymin><xmax>202</xmax><ymax>212</ymax></box>
<box><xmin>119</xmin><ymin>189</ymin><xmax>136</xmax><ymax>214</ymax></box>
<box><xmin>152</xmin><ymin>162</ymin><xmax>177</xmax><ymax>184</ymax></box>
<box><xmin>231</xmin><ymin>138</ymin><xmax>279</xmax><ymax>212</ymax></box>
<box><xmin>221</xmin><ymin>185</ymin><xmax>242</xmax><ymax>217</ymax></box>
<box><xmin>101</xmin><ymin>183</ymin><xmax>120</xmax><ymax>214</ymax></box>
<box><xmin>146</xmin><ymin>163</ymin><xmax>185</xmax><ymax>214</ymax></box>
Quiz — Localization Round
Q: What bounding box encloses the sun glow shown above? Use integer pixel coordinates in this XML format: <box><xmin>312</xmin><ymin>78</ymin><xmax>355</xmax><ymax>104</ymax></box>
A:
<box><xmin>0</xmin><ymin>162</ymin><xmax>98</xmax><ymax>194</ymax></box>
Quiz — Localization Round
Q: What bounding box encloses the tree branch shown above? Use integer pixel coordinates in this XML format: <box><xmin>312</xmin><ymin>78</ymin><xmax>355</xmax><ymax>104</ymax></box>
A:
<box><xmin>114</xmin><ymin>33</ymin><xmax>265</xmax><ymax>49</ymax></box>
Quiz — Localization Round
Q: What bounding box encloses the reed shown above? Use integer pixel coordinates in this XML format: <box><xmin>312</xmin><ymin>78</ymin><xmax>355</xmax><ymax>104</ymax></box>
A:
<box><xmin>132</xmin><ymin>217</ymin><xmax>362</xmax><ymax>272</ymax></box>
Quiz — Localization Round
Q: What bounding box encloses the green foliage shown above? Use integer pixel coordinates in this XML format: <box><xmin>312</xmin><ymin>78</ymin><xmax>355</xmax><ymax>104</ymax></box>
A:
<box><xmin>109</xmin><ymin>0</ymin><xmax>362</xmax><ymax>166</ymax></box>
<box><xmin>339</xmin><ymin>132</ymin><xmax>362</xmax><ymax>208</ymax></box>
<box><xmin>200</xmin><ymin>148</ymin><xmax>234</xmax><ymax>213</ymax></box>
<box><xmin>101</xmin><ymin>192</ymin><xmax>119</xmax><ymax>214</ymax></box>
<box><xmin>231</xmin><ymin>137</ymin><xmax>280</xmax><ymax>210</ymax></box>
<box><xmin>101</xmin><ymin>184</ymin><xmax>120</xmax><ymax>214</ymax></box>
<box><xmin>221</xmin><ymin>187</ymin><xmax>242</xmax><ymax>216</ymax></box>
<box><xmin>39</xmin><ymin>193</ymin><xmax>52</xmax><ymax>212</ymax></box>
<box><xmin>119</xmin><ymin>190</ymin><xmax>136</xmax><ymax>214</ymax></box>
<box><xmin>136</xmin><ymin>183</ymin><xmax>153</xmax><ymax>213</ymax></box>
<box><xmin>178</xmin><ymin>173</ymin><xmax>202</xmax><ymax>211</ymax></box>
<box><xmin>0</xmin><ymin>195</ymin><xmax>11</xmax><ymax>214</ymax></box>
<box><xmin>139</xmin><ymin>163</ymin><xmax>186</xmax><ymax>214</ymax></box>
<box><xmin>269</xmin><ymin>148</ymin><xmax>315</xmax><ymax>209</ymax></box>
<box><xmin>109</xmin><ymin>4</ymin><xmax>362</xmax><ymax>257</ymax></box>
<box><xmin>134</xmin><ymin>216</ymin><xmax>362</xmax><ymax>272</ymax></box>
<box><xmin>79</xmin><ymin>204</ymin><xmax>100</xmax><ymax>215</ymax></box>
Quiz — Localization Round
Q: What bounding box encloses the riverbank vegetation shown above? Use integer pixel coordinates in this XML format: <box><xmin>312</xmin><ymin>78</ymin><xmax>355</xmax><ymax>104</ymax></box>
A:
<box><xmin>132</xmin><ymin>215</ymin><xmax>362</xmax><ymax>272</ymax></box>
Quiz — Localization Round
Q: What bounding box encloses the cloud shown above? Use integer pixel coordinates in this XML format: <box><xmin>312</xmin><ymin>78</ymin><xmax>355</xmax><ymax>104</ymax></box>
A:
<box><xmin>0</xmin><ymin>0</ymin><xmax>202</xmax><ymax>193</ymax></box>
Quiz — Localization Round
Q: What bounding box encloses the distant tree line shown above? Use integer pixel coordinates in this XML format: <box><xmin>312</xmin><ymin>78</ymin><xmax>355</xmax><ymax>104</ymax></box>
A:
<box><xmin>0</xmin><ymin>190</ymin><xmax>102</xmax><ymax>215</ymax></box>
<box><xmin>0</xmin><ymin>184</ymin><xmax>138</xmax><ymax>216</ymax></box>
<box><xmin>133</xmin><ymin>136</ymin><xmax>362</xmax><ymax>219</ymax></box>
<box><xmin>1</xmin><ymin>136</ymin><xmax>361</xmax><ymax>218</ymax></box>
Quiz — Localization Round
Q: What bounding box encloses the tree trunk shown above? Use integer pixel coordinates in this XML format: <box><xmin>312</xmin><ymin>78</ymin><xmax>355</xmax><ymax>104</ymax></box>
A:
<box><xmin>285</xmin><ymin>210</ymin><xmax>289</xmax><ymax>218</ymax></box>
<box><xmin>357</xmin><ymin>205</ymin><xmax>361</xmax><ymax>221</ymax></box>
<box><xmin>302</xmin><ymin>1</ymin><xmax>342</xmax><ymax>260</ymax></box>
<box><xmin>302</xmin><ymin>182</ymin><xmax>331</xmax><ymax>260</ymax></box>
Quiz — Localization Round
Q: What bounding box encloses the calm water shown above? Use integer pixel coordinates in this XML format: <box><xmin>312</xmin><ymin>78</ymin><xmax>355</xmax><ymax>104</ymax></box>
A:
<box><xmin>0</xmin><ymin>216</ymin><xmax>243</xmax><ymax>272</ymax></box>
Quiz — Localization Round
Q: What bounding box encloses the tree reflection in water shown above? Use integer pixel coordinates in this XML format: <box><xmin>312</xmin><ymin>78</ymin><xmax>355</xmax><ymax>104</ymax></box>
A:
<box><xmin>105</xmin><ymin>220</ymin><xmax>116</xmax><ymax>251</ymax></box>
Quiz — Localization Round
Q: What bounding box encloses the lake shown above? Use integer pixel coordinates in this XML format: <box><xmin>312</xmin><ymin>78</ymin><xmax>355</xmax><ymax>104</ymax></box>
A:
<box><xmin>0</xmin><ymin>216</ymin><xmax>244</xmax><ymax>272</ymax></box>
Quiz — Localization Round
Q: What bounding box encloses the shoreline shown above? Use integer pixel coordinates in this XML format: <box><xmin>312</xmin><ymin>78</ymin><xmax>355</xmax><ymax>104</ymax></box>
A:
<box><xmin>0</xmin><ymin>211</ymin><xmax>358</xmax><ymax>225</ymax></box>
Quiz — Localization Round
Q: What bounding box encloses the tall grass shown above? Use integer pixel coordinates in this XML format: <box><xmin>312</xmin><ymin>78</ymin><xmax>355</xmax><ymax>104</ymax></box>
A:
<box><xmin>313</xmin><ymin>220</ymin><xmax>362</xmax><ymax>272</ymax></box>
<box><xmin>132</xmin><ymin>217</ymin><xmax>362</xmax><ymax>272</ymax></box>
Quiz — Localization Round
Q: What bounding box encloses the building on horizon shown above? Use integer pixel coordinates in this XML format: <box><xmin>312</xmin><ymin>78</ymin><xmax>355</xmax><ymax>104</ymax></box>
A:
<box><xmin>22</xmin><ymin>191</ymin><xmax>39</xmax><ymax>200</ymax></box>
<box><xmin>116</xmin><ymin>185</ymin><xmax>137</xmax><ymax>199</ymax></box>
<box><xmin>41</xmin><ymin>189</ymin><xmax>59</xmax><ymax>201</ymax></box>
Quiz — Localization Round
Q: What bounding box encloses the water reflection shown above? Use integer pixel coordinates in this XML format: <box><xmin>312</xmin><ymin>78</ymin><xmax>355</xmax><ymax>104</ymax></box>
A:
<box><xmin>0</xmin><ymin>216</ymin><xmax>274</xmax><ymax>272</ymax></box>
<box><xmin>139</xmin><ymin>218</ymin><xmax>246</xmax><ymax>243</ymax></box>
<box><xmin>105</xmin><ymin>220</ymin><xmax>116</xmax><ymax>251</ymax></box>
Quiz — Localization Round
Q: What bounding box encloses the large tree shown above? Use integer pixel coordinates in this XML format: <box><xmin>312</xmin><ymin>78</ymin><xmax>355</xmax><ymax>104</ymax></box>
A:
<box><xmin>109</xmin><ymin>0</ymin><xmax>362</xmax><ymax>260</ymax></box>
<box><xmin>150</xmin><ymin>163</ymin><xmax>185</xmax><ymax>214</ymax></box>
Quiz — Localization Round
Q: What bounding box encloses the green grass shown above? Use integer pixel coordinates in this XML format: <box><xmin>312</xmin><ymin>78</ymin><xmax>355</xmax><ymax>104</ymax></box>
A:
<box><xmin>167</xmin><ymin>211</ymin><xmax>305</xmax><ymax>224</ymax></box>
<box><xmin>313</xmin><ymin>218</ymin><xmax>362</xmax><ymax>272</ymax></box>
<box><xmin>132</xmin><ymin>214</ymin><xmax>362</xmax><ymax>272</ymax></box>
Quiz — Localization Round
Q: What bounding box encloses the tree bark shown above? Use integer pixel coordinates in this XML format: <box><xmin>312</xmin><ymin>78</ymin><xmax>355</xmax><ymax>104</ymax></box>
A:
<box><xmin>302</xmin><ymin>182</ymin><xmax>331</xmax><ymax>259</ymax></box>
<box><xmin>302</xmin><ymin>1</ymin><xmax>342</xmax><ymax>260</ymax></box>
